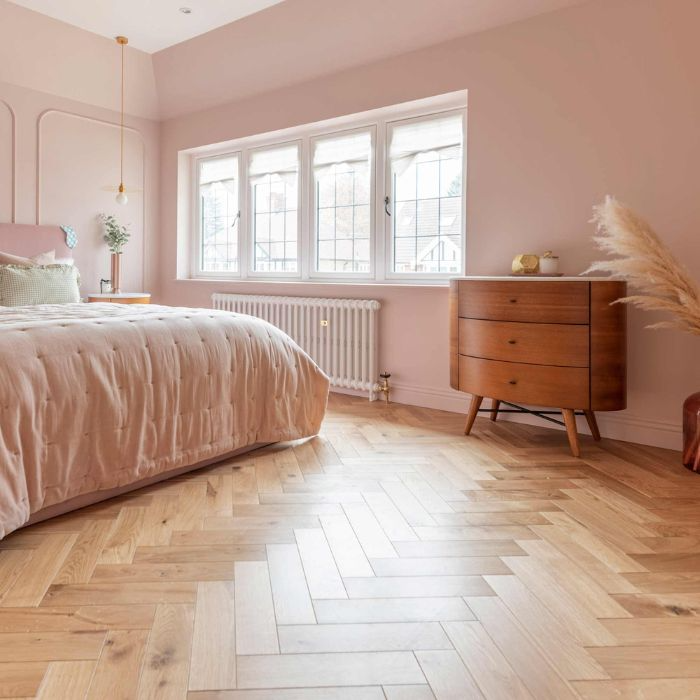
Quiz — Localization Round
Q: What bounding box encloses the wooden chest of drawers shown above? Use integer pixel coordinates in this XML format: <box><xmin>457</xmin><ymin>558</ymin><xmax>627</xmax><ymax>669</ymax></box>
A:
<box><xmin>449</xmin><ymin>278</ymin><xmax>627</xmax><ymax>456</ymax></box>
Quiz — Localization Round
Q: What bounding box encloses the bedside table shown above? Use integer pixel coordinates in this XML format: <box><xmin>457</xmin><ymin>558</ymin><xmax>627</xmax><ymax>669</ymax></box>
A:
<box><xmin>87</xmin><ymin>293</ymin><xmax>151</xmax><ymax>305</ymax></box>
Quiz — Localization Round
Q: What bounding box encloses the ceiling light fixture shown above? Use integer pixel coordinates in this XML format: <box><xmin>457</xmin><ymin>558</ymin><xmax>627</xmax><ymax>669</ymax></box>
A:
<box><xmin>179</xmin><ymin>7</ymin><xmax>192</xmax><ymax>14</ymax></box>
<box><xmin>115</xmin><ymin>35</ymin><xmax>128</xmax><ymax>205</ymax></box>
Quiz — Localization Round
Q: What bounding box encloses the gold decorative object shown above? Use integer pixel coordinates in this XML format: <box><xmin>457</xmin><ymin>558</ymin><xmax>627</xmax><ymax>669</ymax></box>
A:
<box><xmin>377</xmin><ymin>371</ymin><xmax>391</xmax><ymax>404</ymax></box>
<box><xmin>512</xmin><ymin>254</ymin><xmax>540</xmax><ymax>275</ymax></box>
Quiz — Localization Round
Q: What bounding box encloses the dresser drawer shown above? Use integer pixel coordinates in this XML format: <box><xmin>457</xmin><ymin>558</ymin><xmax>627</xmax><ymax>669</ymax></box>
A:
<box><xmin>458</xmin><ymin>355</ymin><xmax>589</xmax><ymax>409</ymax></box>
<box><xmin>458</xmin><ymin>318</ymin><xmax>589</xmax><ymax>367</ymax></box>
<box><xmin>457</xmin><ymin>281</ymin><xmax>589</xmax><ymax>324</ymax></box>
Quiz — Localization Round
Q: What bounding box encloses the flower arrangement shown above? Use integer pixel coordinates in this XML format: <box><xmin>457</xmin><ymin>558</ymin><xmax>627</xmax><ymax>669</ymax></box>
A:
<box><xmin>586</xmin><ymin>196</ymin><xmax>700</xmax><ymax>335</ymax></box>
<box><xmin>587</xmin><ymin>196</ymin><xmax>700</xmax><ymax>471</ymax></box>
<box><xmin>99</xmin><ymin>213</ymin><xmax>130</xmax><ymax>254</ymax></box>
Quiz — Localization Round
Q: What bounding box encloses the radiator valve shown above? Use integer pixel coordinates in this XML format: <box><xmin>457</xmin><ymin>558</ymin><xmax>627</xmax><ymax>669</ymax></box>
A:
<box><xmin>377</xmin><ymin>371</ymin><xmax>391</xmax><ymax>404</ymax></box>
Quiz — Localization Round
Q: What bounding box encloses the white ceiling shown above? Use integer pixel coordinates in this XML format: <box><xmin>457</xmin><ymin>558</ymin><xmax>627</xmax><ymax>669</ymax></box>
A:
<box><xmin>6</xmin><ymin>0</ymin><xmax>286</xmax><ymax>53</ymax></box>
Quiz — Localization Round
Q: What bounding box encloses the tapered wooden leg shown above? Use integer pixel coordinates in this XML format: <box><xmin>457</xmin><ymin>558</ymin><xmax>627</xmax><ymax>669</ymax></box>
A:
<box><xmin>490</xmin><ymin>399</ymin><xmax>501</xmax><ymax>422</ymax></box>
<box><xmin>464</xmin><ymin>395</ymin><xmax>483</xmax><ymax>435</ymax></box>
<box><xmin>584</xmin><ymin>410</ymin><xmax>601</xmax><ymax>441</ymax></box>
<box><xmin>562</xmin><ymin>408</ymin><xmax>581</xmax><ymax>458</ymax></box>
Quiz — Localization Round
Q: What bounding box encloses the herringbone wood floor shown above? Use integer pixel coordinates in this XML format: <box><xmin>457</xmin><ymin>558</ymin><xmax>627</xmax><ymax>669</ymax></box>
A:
<box><xmin>1</xmin><ymin>394</ymin><xmax>699</xmax><ymax>699</ymax></box>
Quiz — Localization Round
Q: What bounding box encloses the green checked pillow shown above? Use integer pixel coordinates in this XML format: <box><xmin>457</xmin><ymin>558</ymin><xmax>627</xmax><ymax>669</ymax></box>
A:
<box><xmin>0</xmin><ymin>264</ymin><xmax>81</xmax><ymax>306</ymax></box>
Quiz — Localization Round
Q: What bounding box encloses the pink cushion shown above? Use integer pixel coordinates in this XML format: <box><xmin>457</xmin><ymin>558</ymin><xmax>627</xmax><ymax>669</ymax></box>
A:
<box><xmin>0</xmin><ymin>249</ymin><xmax>56</xmax><ymax>267</ymax></box>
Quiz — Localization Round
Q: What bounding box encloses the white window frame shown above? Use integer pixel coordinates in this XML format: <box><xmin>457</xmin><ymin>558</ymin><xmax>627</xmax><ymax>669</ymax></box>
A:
<box><xmin>192</xmin><ymin>151</ymin><xmax>243</xmax><ymax>279</ymax></box>
<box><xmin>309</xmin><ymin>125</ymin><xmax>377</xmax><ymax>281</ymax></box>
<box><xmin>246</xmin><ymin>140</ymin><xmax>303</xmax><ymax>280</ymax></box>
<box><xmin>384</xmin><ymin>109</ymin><xmax>467</xmax><ymax>282</ymax></box>
<box><xmin>183</xmin><ymin>91</ymin><xmax>467</xmax><ymax>285</ymax></box>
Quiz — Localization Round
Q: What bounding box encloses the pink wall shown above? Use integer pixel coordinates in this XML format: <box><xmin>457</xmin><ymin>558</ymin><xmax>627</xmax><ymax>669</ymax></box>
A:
<box><xmin>157</xmin><ymin>0</ymin><xmax>700</xmax><ymax>449</ymax></box>
<box><xmin>0</xmin><ymin>1</ymin><xmax>161</xmax><ymax>293</ymax></box>
<box><xmin>152</xmin><ymin>0</ymin><xmax>584</xmax><ymax>120</ymax></box>
<box><xmin>0</xmin><ymin>80</ymin><xmax>160</xmax><ymax>294</ymax></box>
<box><xmin>0</xmin><ymin>0</ymin><xmax>158</xmax><ymax>119</ymax></box>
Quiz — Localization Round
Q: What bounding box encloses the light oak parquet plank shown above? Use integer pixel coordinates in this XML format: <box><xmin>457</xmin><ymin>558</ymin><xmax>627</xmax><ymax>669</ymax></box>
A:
<box><xmin>0</xmin><ymin>662</ymin><xmax>47</xmax><ymax>698</ymax></box>
<box><xmin>344</xmin><ymin>575</ymin><xmax>493</xmax><ymax>599</ymax></box>
<box><xmin>266</xmin><ymin>544</ymin><xmax>315</xmax><ymax>625</ymax></box>
<box><xmin>278</xmin><ymin>622</ymin><xmax>451</xmax><ymax>653</ymax></box>
<box><xmin>442</xmin><ymin>621</ymin><xmax>533</xmax><ymax>700</ymax></box>
<box><xmin>189</xmin><ymin>581</ymin><xmax>236</xmax><ymax>691</ymax></box>
<box><xmin>236</xmin><ymin>651</ymin><xmax>425</xmax><ymax>689</ymax></box>
<box><xmin>188</xmin><ymin>687</ymin><xmax>386</xmax><ymax>699</ymax></box>
<box><xmin>320</xmin><ymin>515</ymin><xmax>374</xmax><ymax>577</ymax></box>
<box><xmin>467</xmin><ymin>596</ymin><xmax>578</xmax><ymax>700</ymax></box>
<box><xmin>415</xmin><ymin>649</ymin><xmax>484</xmax><ymax>699</ymax></box>
<box><xmin>0</xmin><ymin>534</ymin><xmax>76</xmax><ymax>608</ymax></box>
<box><xmin>234</xmin><ymin>561</ymin><xmax>279</xmax><ymax>655</ymax></box>
<box><xmin>86</xmin><ymin>629</ymin><xmax>149</xmax><ymax>700</ymax></box>
<box><xmin>342</xmin><ymin>503</ymin><xmax>398</xmax><ymax>558</ymax></box>
<box><xmin>35</xmin><ymin>660</ymin><xmax>96</xmax><ymax>699</ymax></box>
<box><xmin>573</xmin><ymin>678</ymin><xmax>700</xmax><ymax>699</ymax></box>
<box><xmin>295</xmin><ymin>529</ymin><xmax>346</xmax><ymax>600</ymax></box>
<box><xmin>313</xmin><ymin>597</ymin><xmax>475</xmax><ymax>624</ymax></box>
<box><xmin>0</xmin><ymin>630</ymin><xmax>105</xmax><ymax>662</ymax></box>
<box><xmin>136</xmin><ymin>603</ymin><xmax>195</xmax><ymax>699</ymax></box>
<box><xmin>1</xmin><ymin>394</ymin><xmax>696</xmax><ymax>698</ymax></box>
<box><xmin>0</xmin><ymin>605</ymin><xmax>155</xmax><ymax>633</ymax></box>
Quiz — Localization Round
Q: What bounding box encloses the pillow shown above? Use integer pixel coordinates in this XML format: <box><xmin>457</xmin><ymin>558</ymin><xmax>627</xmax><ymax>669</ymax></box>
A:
<box><xmin>32</xmin><ymin>250</ymin><xmax>56</xmax><ymax>266</ymax></box>
<box><xmin>0</xmin><ymin>249</ymin><xmax>56</xmax><ymax>267</ymax></box>
<box><xmin>0</xmin><ymin>264</ymin><xmax>80</xmax><ymax>306</ymax></box>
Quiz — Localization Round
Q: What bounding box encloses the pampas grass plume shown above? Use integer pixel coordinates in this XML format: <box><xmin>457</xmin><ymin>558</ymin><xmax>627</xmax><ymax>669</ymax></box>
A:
<box><xmin>586</xmin><ymin>196</ymin><xmax>700</xmax><ymax>336</ymax></box>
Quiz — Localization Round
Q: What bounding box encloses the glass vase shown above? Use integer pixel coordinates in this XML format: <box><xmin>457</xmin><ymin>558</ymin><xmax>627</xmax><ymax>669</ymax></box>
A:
<box><xmin>683</xmin><ymin>392</ymin><xmax>700</xmax><ymax>471</ymax></box>
<box><xmin>110</xmin><ymin>252</ymin><xmax>122</xmax><ymax>294</ymax></box>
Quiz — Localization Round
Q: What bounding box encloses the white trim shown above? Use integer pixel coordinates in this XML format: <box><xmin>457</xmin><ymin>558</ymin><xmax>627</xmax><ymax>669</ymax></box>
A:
<box><xmin>308</xmin><ymin>125</ymin><xmax>377</xmax><ymax>281</ymax></box>
<box><xmin>246</xmin><ymin>139</ymin><xmax>302</xmax><ymax>279</ymax></box>
<box><xmin>384</xmin><ymin>108</ymin><xmax>466</xmax><ymax>281</ymax></box>
<box><xmin>192</xmin><ymin>151</ymin><xmax>242</xmax><ymax>279</ymax></box>
<box><xmin>180</xmin><ymin>91</ymin><xmax>468</xmax><ymax>285</ymax></box>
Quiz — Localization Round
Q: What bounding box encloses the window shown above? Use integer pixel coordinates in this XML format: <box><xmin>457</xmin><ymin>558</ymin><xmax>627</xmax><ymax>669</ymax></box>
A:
<box><xmin>185</xmin><ymin>92</ymin><xmax>466</xmax><ymax>283</ymax></box>
<box><xmin>249</xmin><ymin>144</ymin><xmax>300</xmax><ymax>274</ymax></box>
<box><xmin>312</xmin><ymin>130</ymin><xmax>373</xmax><ymax>275</ymax></box>
<box><xmin>388</xmin><ymin>113</ymin><xmax>464</xmax><ymax>275</ymax></box>
<box><xmin>198</xmin><ymin>155</ymin><xmax>240</xmax><ymax>273</ymax></box>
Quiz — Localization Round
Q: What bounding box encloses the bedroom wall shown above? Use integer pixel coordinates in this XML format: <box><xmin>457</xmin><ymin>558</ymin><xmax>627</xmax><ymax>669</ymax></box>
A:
<box><xmin>156</xmin><ymin>0</ymin><xmax>700</xmax><ymax>449</ymax></box>
<box><xmin>0</xmin><ymin>1</ymin><xmax>159</xmax><ymax>294</ymax></box>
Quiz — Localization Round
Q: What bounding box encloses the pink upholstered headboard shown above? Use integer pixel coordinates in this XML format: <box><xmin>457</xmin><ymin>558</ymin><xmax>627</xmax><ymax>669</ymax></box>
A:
<box><xmin>0</xmin><ymin>224</ymin><xmax>73</xmax><ymax>259</ymax></box>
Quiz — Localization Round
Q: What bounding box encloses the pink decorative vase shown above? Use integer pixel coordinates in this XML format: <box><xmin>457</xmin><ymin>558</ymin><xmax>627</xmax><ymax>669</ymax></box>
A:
<box><xmin>110</xmin><ymin>253</ymin><xmax>122</xmax><ymax>294</ymax></box>
<box><xmin>683</xmin><ymin>392</ymin><xmax>700</xmax><ymax>471</ymax></box>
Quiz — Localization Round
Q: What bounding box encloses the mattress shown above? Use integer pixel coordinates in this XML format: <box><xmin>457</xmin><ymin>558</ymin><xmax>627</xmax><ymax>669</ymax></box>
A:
<box><xmin>0</xmin><ymin>303</ymin><xmax>330</xmax><ymax>538</ymax></box>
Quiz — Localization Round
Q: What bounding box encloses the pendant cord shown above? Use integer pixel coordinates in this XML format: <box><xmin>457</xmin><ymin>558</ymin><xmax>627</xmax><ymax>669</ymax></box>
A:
<box><xmin>120</xmin><ymin>39</ymin><xmax>124</xmax><ymax>190</ymax></box>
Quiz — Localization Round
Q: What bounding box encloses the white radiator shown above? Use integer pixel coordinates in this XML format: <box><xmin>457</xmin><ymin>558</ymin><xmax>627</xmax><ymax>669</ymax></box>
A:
<box><xmin>212</xmin><ymin>293</ymin><xmax>381</xmax><ymax>400</ymax></box>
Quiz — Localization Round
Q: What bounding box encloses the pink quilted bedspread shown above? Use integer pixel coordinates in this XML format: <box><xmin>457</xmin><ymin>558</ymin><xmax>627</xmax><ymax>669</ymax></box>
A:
<box><xmin>0</xmin><ymin>303</ymin><xmax>329</xmax><ymax>537</ymax></box>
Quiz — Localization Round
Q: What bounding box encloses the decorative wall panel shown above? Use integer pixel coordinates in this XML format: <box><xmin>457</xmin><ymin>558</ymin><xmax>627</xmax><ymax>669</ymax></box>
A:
<box><xmin>38</xmin><ymin>110</ymin><xmax>145</xmax><ymax>294</ymax></box>
<box><xmin>0</xmin><ymin>100</ymin><xmax>14</xmax><ymax>223</ymax></box>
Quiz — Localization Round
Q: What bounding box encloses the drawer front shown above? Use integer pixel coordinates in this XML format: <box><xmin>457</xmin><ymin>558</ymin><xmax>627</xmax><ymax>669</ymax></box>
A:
<box><xmin>458</xmin><ymin>355</ymin><xmax>590</xmax><ymax>409</ymax></box>
<box><xmin>457</xmin><ymin>281</ymin><xmax>589</xmax><ymax>324</ymax></box>
<box><xmin>458</xmin><ymin>318</ymin><xmax>589</xmax><ymax>367</ymax></box>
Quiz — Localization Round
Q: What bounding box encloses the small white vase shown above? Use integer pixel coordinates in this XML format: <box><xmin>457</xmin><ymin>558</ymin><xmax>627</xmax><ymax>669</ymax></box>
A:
<box><xmin>539</xmin><ymin>256</ymin><xmax>560</xmax><ymax>275</ymax></box>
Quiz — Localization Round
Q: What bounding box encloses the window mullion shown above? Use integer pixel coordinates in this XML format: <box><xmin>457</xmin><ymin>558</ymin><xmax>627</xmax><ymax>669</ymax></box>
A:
<box><xmin>300</xmin><ymin>136</ymin><xmax>311</xmax><ymax>281</ymax></box>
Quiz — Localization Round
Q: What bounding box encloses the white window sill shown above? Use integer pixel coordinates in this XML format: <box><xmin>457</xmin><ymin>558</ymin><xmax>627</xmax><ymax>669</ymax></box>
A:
<box><xmin>175</xmin><ymin>277</ymin><xmax>451</xmax><ymax>290</ymax></box>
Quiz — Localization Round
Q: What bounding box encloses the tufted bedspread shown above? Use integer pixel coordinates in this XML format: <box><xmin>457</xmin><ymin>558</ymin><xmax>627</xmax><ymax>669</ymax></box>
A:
<box><xmin>0</xmin><ymin>303</ymin><xmax>329</xmax><ymax>538</ymax></box>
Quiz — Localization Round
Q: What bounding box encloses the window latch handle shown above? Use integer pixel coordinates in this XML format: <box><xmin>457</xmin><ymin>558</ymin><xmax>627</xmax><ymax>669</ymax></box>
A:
<box><xmin>384</xmin><ymin>196</ymin><xmax>392</xmax><ymax>217</ymax></box>
<box><xmin>231</xmin><ymin>211</ymin><xmax>241</xmax><ymax>228</ymax></box>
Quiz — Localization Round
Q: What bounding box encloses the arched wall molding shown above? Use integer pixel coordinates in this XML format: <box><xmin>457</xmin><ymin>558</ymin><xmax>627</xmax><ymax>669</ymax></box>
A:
<box><xmin>36</xmin><ymin>109</ymin><xmax>148</xmax><ymax>287</ymax></box>
<box><xmin>0</xmin><ymin>99</ymin><xmax>17</xmax><ymax>223</ymax></box>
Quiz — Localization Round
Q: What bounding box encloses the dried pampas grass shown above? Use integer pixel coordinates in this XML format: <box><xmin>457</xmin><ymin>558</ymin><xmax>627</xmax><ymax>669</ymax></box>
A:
<box><xmin>586</xmin><ymin>196</ymin><xmax>700</xmax><ymax>336</ymax></box>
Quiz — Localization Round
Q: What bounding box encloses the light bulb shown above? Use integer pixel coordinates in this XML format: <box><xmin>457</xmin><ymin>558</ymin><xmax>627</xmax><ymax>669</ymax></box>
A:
<box><xmin>116</xmin><ymin>190</ymin><xmax>128</xmax><ymax>205</ymax></box>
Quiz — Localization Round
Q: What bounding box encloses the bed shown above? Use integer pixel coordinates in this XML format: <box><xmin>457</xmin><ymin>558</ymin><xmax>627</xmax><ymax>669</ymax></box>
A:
<box><xmin>0</xmin><ymin>225</ymin><xmax>329</xmax><ymax>538</ymax></box>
